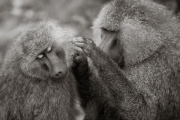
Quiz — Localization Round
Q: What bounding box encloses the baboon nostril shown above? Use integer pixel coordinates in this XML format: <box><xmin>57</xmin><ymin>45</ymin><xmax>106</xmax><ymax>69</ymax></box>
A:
<box><xmin>55</xmin><ymin>72</ymin><xmax>62</xmax><ymax>77</ymax></box>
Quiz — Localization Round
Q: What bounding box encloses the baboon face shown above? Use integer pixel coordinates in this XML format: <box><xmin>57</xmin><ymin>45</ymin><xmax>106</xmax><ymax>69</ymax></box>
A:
<box><xmin>21</xmin><ymin>41</ymin><xmax>70</xmax><ymax>80</ymax></box>
<box><xmin>100</xmin><ymin>28</ymin><xmax>124</xmax><ymax>67</ymax></box>
<box><xmin>34</xmin><ymin>45</ymin><xmax>68</xmax><ymax>80</ymax></box>
<box><xmin>93</xmin><ymin>1</ymin><xmax>127</xmax><ymax>67</ymax></box>
<box><xmin>93</xmin><ymin>0</ymin><xmax>164</xmax><ymax>67</ymax></box>
<box><xmin>19</xmin><ymin>28</ymin><xmax>75</xmax><ymax>80</ymax></box>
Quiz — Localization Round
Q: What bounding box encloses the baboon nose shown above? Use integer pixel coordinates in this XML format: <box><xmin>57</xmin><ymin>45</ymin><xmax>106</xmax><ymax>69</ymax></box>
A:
<box><xmin>52</xmin><ymin>65</ymin><xmax>68</xmax><ymax>79</ymax></box>
<box><xmin>54</xmin><ymin>71</ymin><xmax>62</xmax><ymax>78</ymax></box>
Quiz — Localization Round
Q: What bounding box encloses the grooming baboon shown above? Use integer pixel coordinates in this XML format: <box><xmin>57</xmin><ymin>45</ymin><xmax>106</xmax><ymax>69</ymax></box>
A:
<box><xmin>0</xmin><ymin>22</ymin><xmax>80</xmax><ymax>120</ymax></box>
<box><xmin>72</xmin><ymin>0</ymin><xmax>180</xmax><ymax>119</ymax></box>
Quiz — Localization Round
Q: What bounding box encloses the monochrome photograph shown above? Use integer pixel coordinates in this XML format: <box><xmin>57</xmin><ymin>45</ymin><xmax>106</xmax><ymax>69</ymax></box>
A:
<box><xmin>0</xmin><ymin>0</ymin><xmax>180</xmax><ymax>119</ymax></box>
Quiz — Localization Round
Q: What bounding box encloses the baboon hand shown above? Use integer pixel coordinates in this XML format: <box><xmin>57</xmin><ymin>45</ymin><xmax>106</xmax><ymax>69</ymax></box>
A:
<box><xmin>72</xmin><ymin>37</ymin><xmax>96</xmax><ymax>58</ymax></box>
<box><xmin>73</xmin><ymin>50</ymin><xmax>88</xmax><ymax>76</ymax></box>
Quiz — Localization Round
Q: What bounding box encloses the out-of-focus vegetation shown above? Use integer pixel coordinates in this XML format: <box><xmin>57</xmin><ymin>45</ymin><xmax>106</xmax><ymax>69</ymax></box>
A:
<box><xmin>0</xmin><ymin>0</ymin><xmax>110</xmax><ymax>66</ymax></box>
<box><xmin>153</xmin><ymin>0</ymin><xmax>180</xmax><ymax>14</ymax></box>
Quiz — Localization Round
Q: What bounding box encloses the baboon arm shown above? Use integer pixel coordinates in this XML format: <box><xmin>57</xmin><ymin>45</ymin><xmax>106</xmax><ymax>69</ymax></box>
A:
<box><xmin>87</xmin><ymin>47</ymin><xmax>157</xmax><ymax>120</ymax></box>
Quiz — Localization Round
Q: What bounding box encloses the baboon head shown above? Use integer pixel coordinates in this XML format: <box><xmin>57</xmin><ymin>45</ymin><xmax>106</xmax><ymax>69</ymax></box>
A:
<box><xmin>92</xmin><ymin>0</ymin><xmax>179</xmax><ymax>68</ymax></box>
<box><xmin>17</xmin><ymin>22</ymin><xmax>76</xmax><ymax>80</ymax></box>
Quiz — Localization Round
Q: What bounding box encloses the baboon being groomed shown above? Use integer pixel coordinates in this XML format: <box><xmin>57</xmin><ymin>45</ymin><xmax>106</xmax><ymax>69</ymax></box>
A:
<box><xmin>72</xmin><ymin>0</ymin><xmax>180</xmax><ymax>120</ymax></box>
<box><xmin>0</xmin><ymin>22</ymin><xmax>80</xmax><ymax>120</ymax></box>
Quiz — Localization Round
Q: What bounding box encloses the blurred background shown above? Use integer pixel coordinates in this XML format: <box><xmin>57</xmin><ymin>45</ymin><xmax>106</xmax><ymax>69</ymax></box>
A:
<box><xmin>0</xmin><ymin>0</ymin><xmax>180</xmax><ymax>67</ymax></box>
<box><xmin>0</xmin><ymin>0</ymin><xmax>111</xmax><ymax>66</ymax></box>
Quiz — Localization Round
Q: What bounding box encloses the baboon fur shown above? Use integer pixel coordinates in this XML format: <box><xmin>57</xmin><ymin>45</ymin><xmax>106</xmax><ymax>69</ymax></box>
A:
<box><xmin>0</xmin><ymin>22</ymin><xmax>79</xmax><ymax>120</ymax></box>
<box><xmin>73</xmin><ymin>0</ymin><xmax>180</xmax><ymax>120</ymax></box>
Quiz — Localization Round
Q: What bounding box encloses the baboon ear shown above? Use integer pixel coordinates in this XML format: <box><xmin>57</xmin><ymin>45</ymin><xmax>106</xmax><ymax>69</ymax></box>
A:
<box><xmin>120</xmin><ymin>18</ymin><xmax>163</xmax><ymax>66</ymax></box>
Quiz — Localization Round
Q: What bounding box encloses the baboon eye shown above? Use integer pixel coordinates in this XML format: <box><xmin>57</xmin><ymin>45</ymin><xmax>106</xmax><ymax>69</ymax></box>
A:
<box><xmin>47</xmin><ymin>46</ymin><xmax>52</xmax><ymax>52</ymax></box>
<box><xmin>37</xmin><ymin>54</ymin><xmax>44</xmax><ymax>59</ymax></box>
<box><xmin>101</xmin><ymin>27</ymin><xmax>115</xmax><ymax>32</ymax></box>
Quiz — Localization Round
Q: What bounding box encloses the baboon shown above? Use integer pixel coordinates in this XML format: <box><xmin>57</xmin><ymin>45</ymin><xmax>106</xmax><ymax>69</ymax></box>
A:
<box><xmin>0</xmin><ymin>22</ymin><xmax>80</xmax><ymax>120</ymax></box>
<box><xmin>72</xmin><ymin>0</ymin><xmax>180</xmax><ymax>120</ymax></box>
